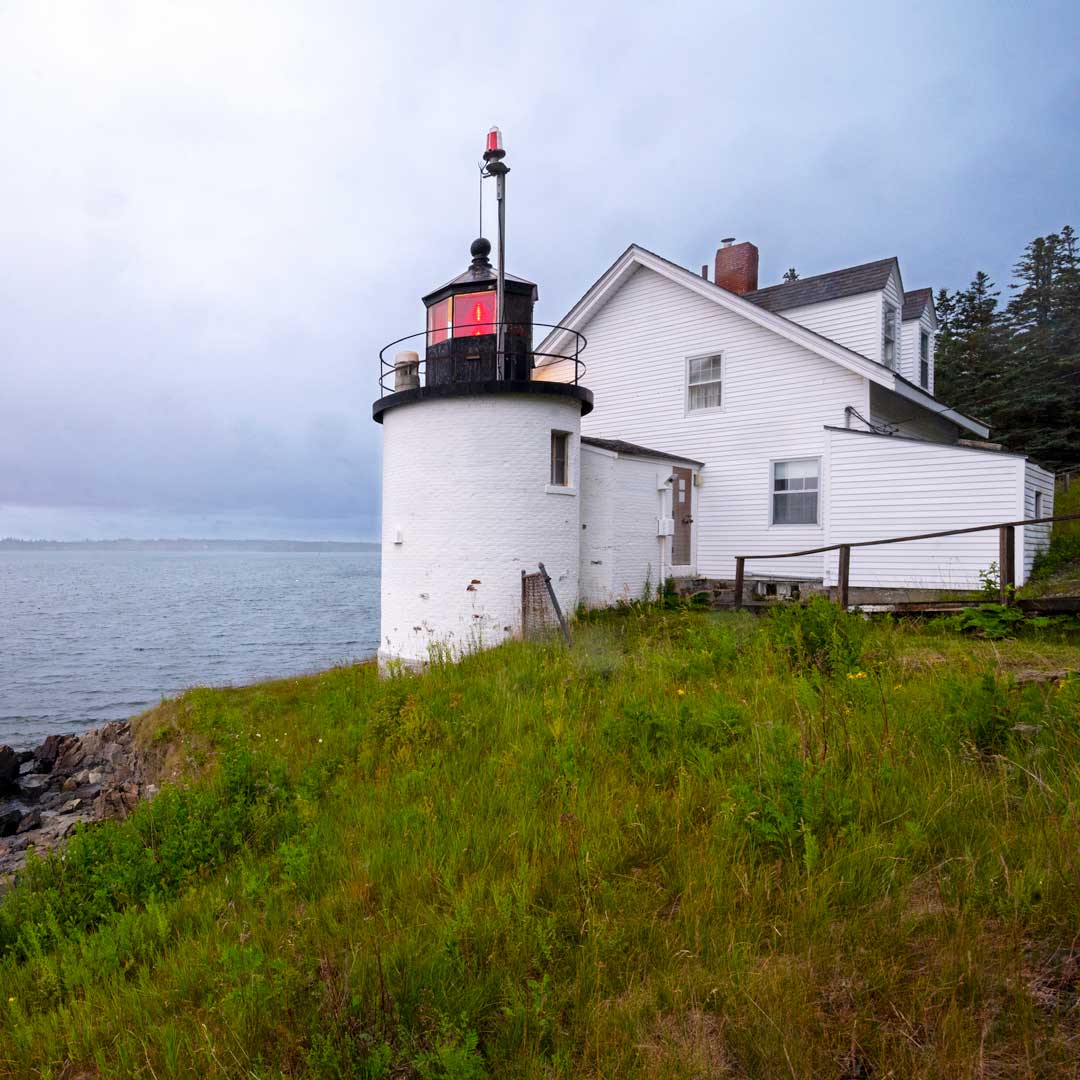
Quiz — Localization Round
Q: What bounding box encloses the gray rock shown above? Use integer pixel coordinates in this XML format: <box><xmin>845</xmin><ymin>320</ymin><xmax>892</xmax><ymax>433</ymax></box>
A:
<box><xmin>62</xmin><ymin>777</ymin><xmax>78</xmax><ymax>793</ymax></box>
<box><xmin>59</xmin><ymin>798</ymin><xmax>82</xmax><ymax>815</ymax></box>
<box><xmin>16</xmin><ymin>809</ymin><xmax>41</xmax><ymax>834</ymax></box>
<box><xmin>0</xmin><ymin>809</ymin><xmax>21</xmax><ymax>837</ymax></box>
<box><xmin>17</xmin><ymin>774</ymin><xmax>52</xmax><ymax>802</ymax></box>
<box><xmin>0</xmin><ymin>747</ymin><xmax>19</xmax><ymax>794</ymax></box>
<box><xmin>33</xmin><ymin>734</ymin><xmax>68</xmax><ymax>773</ymax></box>
<box><xmin>87</xmin><ymin>769</ymin><xmax>104</xmax><ymax>786</ymax></box>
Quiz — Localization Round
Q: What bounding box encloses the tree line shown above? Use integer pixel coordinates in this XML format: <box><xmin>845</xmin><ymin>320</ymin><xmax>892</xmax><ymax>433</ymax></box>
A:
<box><xmin>934</xmin><ymin>224</ymin><xmax>1080</xmax><ymax>469</ymax></box>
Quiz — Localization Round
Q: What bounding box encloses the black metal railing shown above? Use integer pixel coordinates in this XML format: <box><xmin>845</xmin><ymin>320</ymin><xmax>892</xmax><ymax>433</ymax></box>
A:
<box><xmin>733</xmin><ymin>512</ymin><xmax>1080</xmax><ymax>610</ymax></box>
<box><xmin>377</xmin><ymin>322</ymin><xmax>587</xmax><ymax>397</ymax></box>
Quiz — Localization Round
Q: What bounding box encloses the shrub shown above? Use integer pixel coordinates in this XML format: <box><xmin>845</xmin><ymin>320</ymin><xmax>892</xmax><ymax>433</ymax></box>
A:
<box><xmin>764</xmin><ymin>596</ymin><xmax>869</xmax><ymax>674</ymax></box>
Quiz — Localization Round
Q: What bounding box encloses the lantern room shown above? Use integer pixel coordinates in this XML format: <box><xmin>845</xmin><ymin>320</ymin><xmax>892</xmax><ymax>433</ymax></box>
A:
<box><xmin>421</xmin><ymin>237</ymin><xmax>538</xmax><ymax>385</ymax></box>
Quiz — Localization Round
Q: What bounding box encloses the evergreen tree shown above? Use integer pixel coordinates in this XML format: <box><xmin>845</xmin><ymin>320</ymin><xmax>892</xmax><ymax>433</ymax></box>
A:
<box><xmin>995</xmin><ymin>228</ymin><xmax>1080</xmax><ymax>466</ymax></box>
<box><xmin>934</xmin><ymin>226</ymin><xmax>1080</xmax><ymax>468</ymax></box>
<box><xmin>933</xmin><ymin>272</ymin><xmax>1004</xmax><ymax>409</ymax></box>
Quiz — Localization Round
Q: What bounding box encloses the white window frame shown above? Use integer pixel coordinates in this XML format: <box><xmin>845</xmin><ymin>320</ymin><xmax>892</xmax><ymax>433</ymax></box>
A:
<box><xmin>546</xmin><ymin>430</ymin><xmax>575</xmax><ymax>495</ymax></box>
<box><xmin>919</xmin><ymin>330</ymin><xmax>930</xmax><ymax>388</ymax></box>
<box><xmin>883</xmin><ymin>302</ymin><xmax>898</xmax><ymax>369</ymax></box>
<box><xmin>1034</xmin><ymin>491</ymin><xmax>1043</xmax><ymax>519</ymax></box>
<box><xmin>769</xmin><ymin>456</ymin><xmax>821</xmax><ymax>527</ymax></box>
<box><xmin>685</xmin><ymin>352</ymin><xmax>724</xmax><ymax>415</ymax></box>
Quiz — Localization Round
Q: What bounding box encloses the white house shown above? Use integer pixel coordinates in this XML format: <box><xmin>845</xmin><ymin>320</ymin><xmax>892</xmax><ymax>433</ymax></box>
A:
<box><xmin>537</xmin><ymin>239</ymin><xmax>1055</xmax><ymax>593</ymax></box>
<box><xmin>374</xmin><ymin>234</ymin><xmax>1054</xmax><ymax>671</ymax></box>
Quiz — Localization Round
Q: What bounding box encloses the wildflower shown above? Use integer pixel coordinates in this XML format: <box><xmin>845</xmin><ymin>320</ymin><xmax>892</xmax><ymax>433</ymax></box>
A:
<box><xmin>846</xmin><ymin>671</ymin><xmax>868</xmax><ymax>680</ymax></box>
<box><xmin>7</xmin><ymin>997</ymin><xmax>13</xmax><ymax>1003</ymax></box>
<box><xmin>677</xmin><ymin>688</ymin><xmax>686</xmax><ymax>697</ymax></box>
<box><xmin>894</xmin><ymin>684</ymin><xmax>902</xmax><ymax>691</ymax></box>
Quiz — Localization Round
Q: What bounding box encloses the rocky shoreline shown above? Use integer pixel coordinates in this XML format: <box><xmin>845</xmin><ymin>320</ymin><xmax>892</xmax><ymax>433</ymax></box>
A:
<box><xmin>0</xmin><ymin>720</ymin><xmax>158</xmax><ymax>879</ymax></box>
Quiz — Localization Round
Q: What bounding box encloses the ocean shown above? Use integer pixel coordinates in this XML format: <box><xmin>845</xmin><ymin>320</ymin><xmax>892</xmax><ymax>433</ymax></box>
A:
<box><xmin>0</xmin><ymin>549</ymin><xmax>380</xmax><ymax>748</ymax></box>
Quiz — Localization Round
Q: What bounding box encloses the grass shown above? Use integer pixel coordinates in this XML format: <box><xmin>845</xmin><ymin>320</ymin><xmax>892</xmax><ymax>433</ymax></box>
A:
<box><xmin>1</xmin><ymin>601</ymin><xmax>1080</xmax><ymax>1078</ymax></box>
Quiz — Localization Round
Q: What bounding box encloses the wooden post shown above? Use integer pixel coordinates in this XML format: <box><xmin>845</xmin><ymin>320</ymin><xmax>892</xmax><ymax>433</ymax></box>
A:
<box><xmin>999</xmin><ymin>525</ymin><xmax>1016</xmax><ymax>604</ymax></box>
<box><xmin>734</xmin><ymin>557</ymin><xmax>745</xmax><ymax>610</ymax></box>
<box><xmin>837</xmin><ymin>545</ymin><xmax>851</xmax><ymax>610</ymax></box>
<box><xmin>521</xmin><ymin>569</ymin><xmax>527</xmax><ymax>639</ymax></box>
<box><xmin>538</xmin><ymin>562</ymin><xmax>572</xmax><ymax>647</ymax></box>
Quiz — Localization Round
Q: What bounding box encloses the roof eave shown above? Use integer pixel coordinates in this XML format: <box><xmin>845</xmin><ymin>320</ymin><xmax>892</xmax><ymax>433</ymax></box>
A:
<box><xmin>538</xmin><ymin>245</ymin><xmax>895</xmax><ymax>388</ymax></box>
<box><xmin>888</xmin><ymin>377</ymin><xmax>990</xmax><ymax>438</ymax></box>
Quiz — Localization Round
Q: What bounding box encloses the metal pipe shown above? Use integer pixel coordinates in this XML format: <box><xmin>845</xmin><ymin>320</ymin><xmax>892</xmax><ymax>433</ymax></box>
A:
<box><xmin>495</xmin><ymin>170</ymin><xmax>506</xmax><ymax>377</ymax></box>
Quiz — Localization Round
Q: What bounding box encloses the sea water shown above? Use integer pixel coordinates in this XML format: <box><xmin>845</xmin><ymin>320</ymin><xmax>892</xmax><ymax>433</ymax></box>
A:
<box><xmin>0</xmin><ymin>550</ymin><xmax>380</xmax><ymax>748</ymax></box>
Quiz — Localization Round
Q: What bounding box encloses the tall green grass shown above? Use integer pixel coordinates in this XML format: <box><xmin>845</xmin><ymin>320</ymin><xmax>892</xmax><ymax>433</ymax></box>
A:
<box><xmin>1</xmin><ymin>601</ymin><xmax>1079</xmax><ymax>1078</ymax></box>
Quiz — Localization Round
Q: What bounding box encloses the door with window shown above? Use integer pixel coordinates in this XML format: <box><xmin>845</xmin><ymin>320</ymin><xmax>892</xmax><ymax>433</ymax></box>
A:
<box><xmin>672</xmin><ymin>467</ymin><xmax>693</xmax><ymax>567</ymax></box>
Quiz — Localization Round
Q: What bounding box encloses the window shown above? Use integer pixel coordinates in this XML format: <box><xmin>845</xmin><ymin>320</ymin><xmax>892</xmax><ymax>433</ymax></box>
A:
<box><xmin>919</xmin><ymin>330</ymin><xmax>930</xmax><ymax>388</ymax></box>
<box><xmin>883</xmin><ymin>303</ymin><xmax>898</xmax><ymax>369</ymax></box>
<box><xmin>550</xmin><ymin>431</ymin><xmax>569</xmax><ymax>487</ymax></box>
<box><xmin>771</xmin><ymin>458</ymin><xmax>819</xmax><ymax>525</ymax></box>
<box><xmin>687</xmin><ymin>354</ymin><xmax>722</xmax><ymax>411</ymax></box>
<box><xmin>1034</xmin><ymin>491</ymin><xmax>1043</xmax><ymax>518</ymax></box>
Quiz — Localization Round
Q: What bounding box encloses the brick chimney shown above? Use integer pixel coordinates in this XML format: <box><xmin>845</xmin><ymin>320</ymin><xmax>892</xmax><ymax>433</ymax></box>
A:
<box><xmin>713</xmin><ymin>238</ymin><xmax>758</xmax><ymax>294</ymax></box>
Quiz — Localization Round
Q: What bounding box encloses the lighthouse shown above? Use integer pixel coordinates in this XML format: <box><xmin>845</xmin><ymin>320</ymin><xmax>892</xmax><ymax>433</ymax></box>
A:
<box><xmin>373</xmin><ymin>130</ymin><xmax>592</xmax><ymax>672</ymax></box>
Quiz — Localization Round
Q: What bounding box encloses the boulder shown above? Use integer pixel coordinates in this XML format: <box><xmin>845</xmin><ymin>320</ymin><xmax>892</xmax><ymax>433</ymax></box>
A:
<box><xmin>16</xmin><ymin>809</ymin><xmax>41</xmax><ymax>834</ymax></box>
<box><xmin>0</xmin><ymin>747</ymin><xmax>19</xmax><ymax>794</ymax></box>
<box><xmin>17</xmin><ymin>774</ymin><xmax>52</xmax><ymax>802</ymax></box>
<box><xmin>33</xmin><ymin>734</ymin><xmax>68</xmax><ymax>773</ymax></box>
<box><xmin>0</xmin><ymin>809</ymin><xmax>21</xmax><ymax>838</ymax></box>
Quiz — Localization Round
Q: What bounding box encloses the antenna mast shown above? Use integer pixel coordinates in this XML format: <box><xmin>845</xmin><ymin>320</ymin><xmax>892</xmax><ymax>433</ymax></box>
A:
<box><xmin>482</xmin><ymin>127</ymin><xmax>509</xmax><ymax>377</ymax></box>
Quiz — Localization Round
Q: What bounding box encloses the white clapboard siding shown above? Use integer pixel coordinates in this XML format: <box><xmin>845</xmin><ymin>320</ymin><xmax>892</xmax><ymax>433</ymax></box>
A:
<box><xmin>825</xmin><ymin>429</ymin><xmax>1026</xmax><ymax>588</ymax></box>
<box><xmin>869</xmin><ymin>384</ymin><xmax>958</xmax><ymax>443</ymax></box>
<box><xmin>782</xmin><ymin>290</ymin><xmax>882</xmax><ymax>362</ymax></box>
<box><xmin>575</xmin><ymin>266</ymin><xmax>868</xmax><ymax>580</ymax></box>
<box><xmin>1022</xmin><ymin>462</ymin><xmax>1056</xmax><ymax>579</ymax></box>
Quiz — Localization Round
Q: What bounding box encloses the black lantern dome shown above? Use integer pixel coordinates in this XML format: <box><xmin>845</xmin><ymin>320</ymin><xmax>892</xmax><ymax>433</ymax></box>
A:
<box><xmin>420</xmin><ymin>238</ymin><xmax>538</xmax><ymax>385</ymax></box>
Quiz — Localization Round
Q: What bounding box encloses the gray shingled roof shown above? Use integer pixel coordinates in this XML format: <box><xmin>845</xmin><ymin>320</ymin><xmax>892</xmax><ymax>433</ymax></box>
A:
<box><xmin>581</xmin><ymin>436</ymin><xmax>703</xmax><ymax>468</ymax></box>
<box><xmin>742</xmin><ymin>257</ymin><xmax>897</xmax><ymax>313</ymax></box>
<box><xmin>901</xmin><ymin>287</ymin><xmax>933</xmax><ymax>321</ymax></box>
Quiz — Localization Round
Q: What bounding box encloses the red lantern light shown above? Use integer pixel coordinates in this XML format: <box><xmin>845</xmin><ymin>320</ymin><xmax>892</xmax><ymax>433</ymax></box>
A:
<box><xmin>452</xmin><ymin>291</ymin><xmax>495</xmax><ymax>338</ymax></box>
<box><xmin>486</xmin><ymin>126</ymin><xmax>503</xmax><ymax>154</ymax></box>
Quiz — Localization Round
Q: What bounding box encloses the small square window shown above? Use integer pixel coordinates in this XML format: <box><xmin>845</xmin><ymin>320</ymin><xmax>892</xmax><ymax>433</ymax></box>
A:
<box><xmin>772</xmin><ymin>458</ymin><xmax>819</xmax><ymax>525</ymax></box>
<box><xmin>550</xmin><ymin>431</ymin><xmax>569</xmax><ymax>487</ymax></box>
<box><xmin>687</xmin><ymin>354</ymin><xmax>722</xmax><ymax>412</ymax></box>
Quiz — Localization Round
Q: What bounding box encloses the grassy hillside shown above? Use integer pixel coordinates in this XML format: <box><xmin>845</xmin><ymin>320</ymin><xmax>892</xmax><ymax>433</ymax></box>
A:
<box><xmin>2</xmin><ymin>603</ymin><xmax>1080</xmax><ymax>1078</ymax></box>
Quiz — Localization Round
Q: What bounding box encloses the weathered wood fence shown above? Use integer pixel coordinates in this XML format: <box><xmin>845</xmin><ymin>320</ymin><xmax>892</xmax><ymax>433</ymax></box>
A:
<box><xmin>733</xmin><ymin>512</ymin><xmax>1080</xmax><ymax>610</ymax></box>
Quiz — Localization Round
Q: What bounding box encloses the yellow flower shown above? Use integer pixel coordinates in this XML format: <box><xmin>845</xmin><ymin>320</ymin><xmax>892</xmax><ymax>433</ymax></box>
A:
<box><xmin>677</xmin><ymin>688</ymin><xmax>686</xmax><ymax>697</ymax></box>
<box><xmin>846</xmin><ymin>671</ymin><xmax>868</xmax><ymax>680</ymax></box>
<box><xmin>7</xmin><ymin>997</ymin><xmax>13</xmax><ymax>1003</ymax></box>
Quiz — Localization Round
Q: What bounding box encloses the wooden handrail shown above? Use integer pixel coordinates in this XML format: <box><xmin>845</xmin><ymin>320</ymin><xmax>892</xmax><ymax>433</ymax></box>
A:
<box><xmin>732</xmin><ymin>511</ymin><xmax>1080</xmax><ymax>610</ymax></box>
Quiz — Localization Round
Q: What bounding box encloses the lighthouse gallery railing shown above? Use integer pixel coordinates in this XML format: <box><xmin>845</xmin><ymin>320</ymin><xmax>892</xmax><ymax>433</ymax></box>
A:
<box><xmin>377</xmin><ymin>322</ymin><xmax>587</xmax><ymax>398</ymax></box>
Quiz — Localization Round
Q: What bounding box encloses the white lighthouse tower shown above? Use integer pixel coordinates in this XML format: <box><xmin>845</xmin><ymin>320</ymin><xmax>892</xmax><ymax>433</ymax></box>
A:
<box><xmin>374</xmin><ymin>130</ymin><xmax>592</xmax><ymax>671</ymax></box>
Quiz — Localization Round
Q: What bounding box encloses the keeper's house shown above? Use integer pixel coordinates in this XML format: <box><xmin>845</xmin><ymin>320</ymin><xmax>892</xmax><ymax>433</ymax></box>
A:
<box><xmin>537</xmin><ymin>239</ymin><xmax>1054</xmax><ymax>594</ymax></box>
<box><xmin>374</xmin><ymin>221</ymin><xmax>1053</xmax><ymax>671</ymax></box>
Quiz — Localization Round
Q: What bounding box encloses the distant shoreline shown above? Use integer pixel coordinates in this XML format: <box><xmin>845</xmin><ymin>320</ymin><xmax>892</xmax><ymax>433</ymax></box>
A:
<box><xmin>0</xmin><ymin>538</ymin><xmax>379</xmax><ymax>552</ymax></box>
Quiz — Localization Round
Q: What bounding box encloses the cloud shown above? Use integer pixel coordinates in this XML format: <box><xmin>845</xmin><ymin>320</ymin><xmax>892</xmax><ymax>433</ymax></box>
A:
<box><xmin>1</xmin><ymin>0</ymin><xmax>1077</xmax><ymax>538</ymax></box>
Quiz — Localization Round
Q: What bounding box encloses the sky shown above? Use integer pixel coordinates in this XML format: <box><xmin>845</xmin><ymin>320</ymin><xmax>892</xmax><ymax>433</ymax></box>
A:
<box><xmin>1</xmin><ymin>1</ymin><xmax>1078</xmax><ymax>541</ymax></box>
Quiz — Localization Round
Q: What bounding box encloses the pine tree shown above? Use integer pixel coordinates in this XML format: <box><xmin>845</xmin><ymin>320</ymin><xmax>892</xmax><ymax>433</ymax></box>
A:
<box><xmin>933</xmin><ymin>272</ymin><xmax>1004</xmax><ymax>410</ymax></box>
<box><xmin>996</xmin><ymin>228</ymin><xmax>1080</xmax><ymax>466</ymax></box>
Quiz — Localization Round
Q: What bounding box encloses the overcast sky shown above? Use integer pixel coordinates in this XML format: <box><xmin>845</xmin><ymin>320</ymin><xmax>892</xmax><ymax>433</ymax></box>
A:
<box><xmin>2</xmin><ymin>1</ymin><xmax>1077</xmax><ymax>541</ymax></box>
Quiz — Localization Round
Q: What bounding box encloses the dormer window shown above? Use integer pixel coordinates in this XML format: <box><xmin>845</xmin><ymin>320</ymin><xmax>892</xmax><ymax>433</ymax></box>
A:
<box><xmin>920</xmin><ymin>330</ymin><xmax>930</xmax><ymax>388</ymax></box>
<box><xmin>883</xmin><ymin>302</ymin><xmax>898</xmax><ymax>369</ymax></box>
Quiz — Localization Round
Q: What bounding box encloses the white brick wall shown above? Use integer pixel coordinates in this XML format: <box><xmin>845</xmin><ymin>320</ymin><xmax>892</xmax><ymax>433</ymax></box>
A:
<box><xmin>379</xmin><ymin>392</ymin><xmax>582</xmax><ymax>668</ymax></box>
